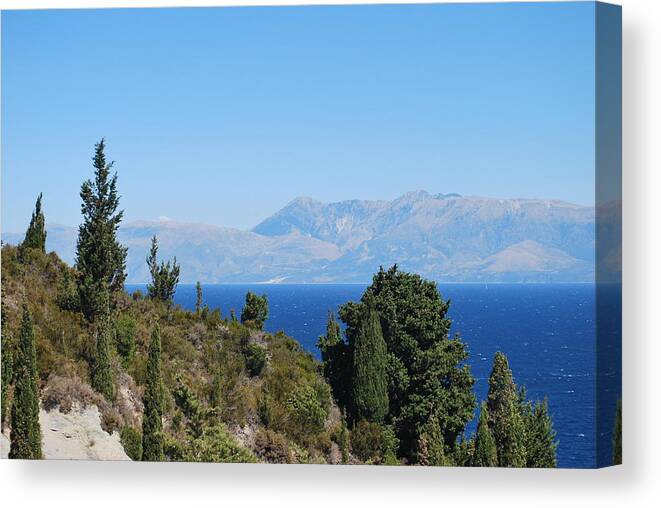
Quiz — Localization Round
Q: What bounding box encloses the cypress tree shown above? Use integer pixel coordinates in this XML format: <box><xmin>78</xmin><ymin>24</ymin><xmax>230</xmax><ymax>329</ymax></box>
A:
<box><xmin>91</xmin><ymin>294</ymin><xmax>115</xmax><ymax>401</ymax></box>
<box><xmin>417</xmin><ymin>413</ymin><xmax>447</xmax><ymax>466</ymax></box>
<box><xmin>9</xmin><ymin>305</ymin><xmax>42</xmax><ymax>459</ymax></box>
<box><xmin>75</xmin><ymin>139</ymin><xmax>128</xmax><ymax>321</ymax></box>
<box><xmin>613</xmin><ymin>399</ymin><xmax>622</xmax><ymax>465</ymax></box>
<box><xmin>351</xmin><ymin>297</ymin><xmax>389</xmax><ymax>424</ymax></box>
<box><xmin>522</xmin><ymin>398</ymin><xmax>557</xmax><ymax>467</ymax></box>
<box><xmin>19</xmin><ymin>193</ymin><xmax>47</xmax><ymax>256</ymax></box>
<box><xmin>317</xmin><ymin>311</ymin><xmax>350</xmax><ymax>411</ymax></box>
<box><xmin>1</xmin><ymin>285</ymin><xmax>14</xmax><ymax>430</ymax></box>
<box><xmin>486</xmin><ymin>352</ymin><xmax>526</xmax><ymax>467</ymax></box>
<box><xmin>472</xmin><ymin>402</ymin><xmax>497</xmax><ymax>467</ymax></box>
<box><xmin>195</xmin><ymin>281</ymin><xmax>203</xmax><ymax>315</ymax></box>
<box><xmin>142</xmin><ymin>325</ymin><xmax>164</xmax><ymax>461</ymax></box>
<box><xmin>146</xmin><ymin>236</ymin><xmax>180</xmax><ymax>304</ymax></box>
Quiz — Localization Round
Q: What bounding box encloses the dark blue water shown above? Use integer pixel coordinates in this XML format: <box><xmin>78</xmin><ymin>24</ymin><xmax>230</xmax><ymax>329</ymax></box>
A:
<box><xmin>127</xmin><ymin>283</ymin><xmax>620</xmax><ymax>468</ymax></box>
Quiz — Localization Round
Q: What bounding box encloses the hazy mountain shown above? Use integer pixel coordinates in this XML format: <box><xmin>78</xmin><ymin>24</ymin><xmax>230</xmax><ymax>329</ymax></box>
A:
<box><xmin>3</xmin><ymin>191</ymin><xmax>597</xmax><ymax>283</ymax></box>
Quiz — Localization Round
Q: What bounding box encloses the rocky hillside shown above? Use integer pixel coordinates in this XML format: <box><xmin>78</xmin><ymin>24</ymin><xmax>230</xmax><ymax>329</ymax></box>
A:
<box><xmin>1</xmin><ymin>245</ymin><xmax>346</xmax><ymax>463</ymax></box>
<box><xmin>3</xmin><ymin>191</ymin><xmax>597</xmax><ymax>283</ymax></box>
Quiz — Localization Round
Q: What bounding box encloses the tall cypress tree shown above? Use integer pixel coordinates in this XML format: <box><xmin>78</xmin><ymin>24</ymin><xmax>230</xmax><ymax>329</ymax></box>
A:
<box><xmin>9</xmin><ymin>305</ymin><xmax>42</xmax><ymax>459</ymax></box>
<box><xmin>20</xmin><ymin>193</ymin><xmax>47</xmax><ymax>255</ymax></box>
<box><xmin>75</xmin><ymin>139</ymin><xmax>127</xmax><ymax>321</ymax></box>
<box><xmin>142</xmin><ymin>325</ymin><xmax>164</xmax><ymax>461</ymax></box>
<box><xmin>486</xmin><ymin>352</ymin><xmax>526</xmax><ymax>467</ymax></box>
<box><xmin>317</xmin><ymin>311</ymin><xmax>350</xmax><ymax>411</ymax></box>
<box><xmin>91</xmin><ymin>293</ymin><xmax>115</xmax><ymax>401</ymax></box>
<box><xmin>472</xmin><ymin>402</ymin><xmax>497</xmax><ymax>467</ymax></box>
<box><xmin>522</xmin><ymin>398</ymin><xmax>557</xmax><ymax>467</ymax></box>
<box><xmin>1</xmin><ymin>284</ymin><xmax>14</xmax><ymax>430</ymax></box>
<box><xmin>351</xmin><ymin>297</ymin><xmax>389</xmax><ymax>424</ymax></box>
<box><xmin>612</xmin><ymin>399</ymin><xmax>622</xmax><ymax>465</ymax></box>
<box><xmin>195</xmin><ymin>281</ymin><xmax>203</xmax><ymax>315</ymax></box>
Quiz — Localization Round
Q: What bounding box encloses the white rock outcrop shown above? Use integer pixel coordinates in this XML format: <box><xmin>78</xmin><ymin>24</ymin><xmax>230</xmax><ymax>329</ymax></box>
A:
<box><xmin>40</xmin><ymin>405</ymin><xmax>130</xmax><ymax>460</ymax></box>
<box><xmin>1</xmin><ymin>405</ymin><xmax>130</xmax><ymax>461</ymax></box>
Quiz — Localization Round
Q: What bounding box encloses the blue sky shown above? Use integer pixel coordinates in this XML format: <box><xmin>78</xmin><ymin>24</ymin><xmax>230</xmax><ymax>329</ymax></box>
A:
<box><xmin>2</xmin><ymin>2</ymin><xmax>596</xmax><ymax>232</ymax></box>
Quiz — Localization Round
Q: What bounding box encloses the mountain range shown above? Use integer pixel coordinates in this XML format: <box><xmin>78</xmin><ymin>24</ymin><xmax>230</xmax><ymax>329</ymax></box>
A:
<box><xmin>2</xmin><ymin>191</ymin><xmax>598</xmax><ymax>283</ymax></box>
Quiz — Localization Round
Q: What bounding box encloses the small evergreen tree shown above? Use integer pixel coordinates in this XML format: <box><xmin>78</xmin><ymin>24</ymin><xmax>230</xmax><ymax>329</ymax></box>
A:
<box><xmin>1</xmin><ymin>285</ymin><xmax>14</xmax><ymax>430</ymax></box>
<box><xmin>9</xmin><ymin>305</ymin><xmax>42</xmax><ymax>459</ymax></box>
<box><xmin>142</xmin><ymin>325</ymin><xmax>164</xmax><ymax>461</ymax></box>
<box><xmin>75</xmin><ymin>139</ymin><xmax>127</xmax><ymax>321</ymax></box>
<box><xmin>351</xmin><ymin>297</ymin><xmax>389</xmax><ymax>424</ymax></box>
<box><xmin>487</xmin><ymin>352</ymin><xmax>526</xmax><ymax>467</ymax></box>
<box><xmin>173</xmin><ymin>376</ymin><xmax>208</xmax><ymax>440</ymax></box>
<box><xmin>240</xmin><ymin>292</ymin><xmax>268</xmax><ymax>330</ymax></box>
<box><xmin>91</xmin><ymin>295</ymin><xmax>115</xmax><ymax>401</ymax></box>
<box><xmin>522</xmin><ymin>398</ymin><xmax>557</xmax><ymax>467</ymax></box>
<box><xmin>417</xmin><ymin>413</ymin><xmax>447</xmax><ymax>466</ymax></box>
<box><xmin>19</xmin><ymin>193</ymin><xmax>47</xmax><ymax>257</ymax></box>
<box><xmin>146</xmin><ymin>236</ymin><xmax>180</xmax><ymax>304</ymax></box>
<box><xmin>195</xmin><ymin>281</ymin><xmax>203</xmax><ymax>315</ymax></box>
<box><xmin>472</xmin><ymin>402</ymin><xmax>497</xmax><ymax>467</ymax></box>
<box><xmin>613</xmin><ymin>399</ymin><xmax>622</xmax><ymax>465</ymax></box>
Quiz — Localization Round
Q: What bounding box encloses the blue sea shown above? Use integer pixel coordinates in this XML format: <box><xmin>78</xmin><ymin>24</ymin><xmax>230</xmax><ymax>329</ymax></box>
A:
<box><xmin>126</xmin><ymin>282</ymin><xmax>621</xmax><ymax>468</ymax></box>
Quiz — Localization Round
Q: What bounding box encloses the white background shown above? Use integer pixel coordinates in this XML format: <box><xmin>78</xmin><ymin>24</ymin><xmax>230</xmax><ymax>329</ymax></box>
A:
<box><xmin>0</xmin><ymin>0</ymin><xmax>658</xmax><ymax>506</ymax></box>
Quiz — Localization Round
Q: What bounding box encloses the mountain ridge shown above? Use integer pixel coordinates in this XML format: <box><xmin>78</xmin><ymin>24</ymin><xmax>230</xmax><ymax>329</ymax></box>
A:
<box><xmin>2</xmin><ymin>191</ymin><xmax>598</xmax><ymax>283</ymax></box>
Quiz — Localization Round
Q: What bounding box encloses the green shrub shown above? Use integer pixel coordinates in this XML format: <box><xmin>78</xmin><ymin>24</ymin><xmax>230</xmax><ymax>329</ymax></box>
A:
<box><xmin>115</xmin><ymin>314</ymin><xmax>136</xmax><ymax>366</ymax></box>
<box><xmin>244</xmin><ymin>343</ymin><xmax>267</xmax><ymax>377</ymax></box>
<box><xmin>350</xmin><ymin>420</ymin><xmax>399</xmax><ymax>464</ymax></box>
<box><xmin>120</xmin><ymin>425</ymin><xmax>143</xmax><ymax>460</ymax></box>
<box><xmin>253</xmin><ymin>428</ymin><xmax>292</xmax><ymax>464</ymax></box>
<box><xmin>191</xmin><ymin>424</ymin><xmax>257</xmax><ymax>463</ymax></box>
<box><xmin>286</xmin><ymin>384</ymin><xmax>327</xmax><ymax>434</ymax></box>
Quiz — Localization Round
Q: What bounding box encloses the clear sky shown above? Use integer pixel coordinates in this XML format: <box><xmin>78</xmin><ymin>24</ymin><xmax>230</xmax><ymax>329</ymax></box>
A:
<box><xmin>1</xmin><ymin>2</ymin><xmax>596</xmax><ymax>232</ymax></box>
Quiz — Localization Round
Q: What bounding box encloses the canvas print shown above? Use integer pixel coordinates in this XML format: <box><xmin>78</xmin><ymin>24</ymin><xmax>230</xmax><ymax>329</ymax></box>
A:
<box><xmin>0</xmin><ymin>2</ymin><xmax>621</xmax><ymax>468</ymax></box>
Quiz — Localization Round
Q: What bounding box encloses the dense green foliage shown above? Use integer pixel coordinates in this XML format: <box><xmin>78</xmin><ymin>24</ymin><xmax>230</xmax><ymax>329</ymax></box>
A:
<box><xmin>326</xmin><ymin>265</ymin><xmax>475</xmax><ymax>463</ymax></box>
<box><xmin>244</xmin><ymin>343</ymin><xmax>267</xmax><ymax>377</ymax></box>
<box><xmin>19</xmin><ymin>193</ymin><xmax>47</xmax><ymax>258</ymax></box>
<box><xmin>1</xmin><ymin>285</ymin><xmax>14</xmax><ymax>430</ymax></box>
<box><xmin>120</xmin><ymin>425</ymin><xmax>143</xmax><ymax>461</ymax></box>
<box><xmin>350</xmin><ymin>420</ymin><xmax>399</xmax><ymax>465</ymax></box>
<box><xmin>114</xmin><ymin>314</ymin><xmax>136</xmax><ymax>366</ymax></box>
<box><xmin>486</xmin><ymin>352</ymin><xmax>526</xmax><ymax>467</ymax></box>
<box><xmin>472</xmin><ymin>402</ymin><xmax>497</xmax><ymax>467</ymax></box>
<box><xmin>351</xmin><ymin>297</ymin><xmax>389</xmax><ymax>424</ymax></box>
<box><xmin>317</xmin><ymin>311</ymin><xmax>349</xmax><ymax>411</ymax></box>
<box><xmin>9</xmin><ymin>305</ymin><xmax>42</xmax><ymax>459</ymax></box>
<box><xmin>240</xmin><ymin>292</ymin><xmax>268</xmax><ymax>330</ymax></box>
<box><xmin>484</xmin><ymin>352</ymin><xmax>558</xmax><ymax>467</ymax></box>
<box><xmin>416</xmin><ymin>413</ymin><xmax>448</xmax><ymax>466</ymax></box>
<box><xmin>92</xmin><ymin>308</ymin><xmax>116</xmax><ymax>401</ymax></box>
<box><xmin>75</xmin><ymin>139</ymin><xmax>128</xmax><ymax>321</ymax></box>
<box><xmin>522</xmin><ymin>398</ymin><xmax>557</xmax><ymax>467</ymax></box>
<box><xmin>146</xmin><ymin>236</ymin><xmax>180</xmax><ymax>304</ymax></box>
<box><xmin>613</xmin><ymin>399</ymin><xmax>622</xmax><ymax>465</ymax></box>
<box><xmin>142</xmin><ymin>325</ymin><xmax>164</xmax><ymax>461</ymax></box>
